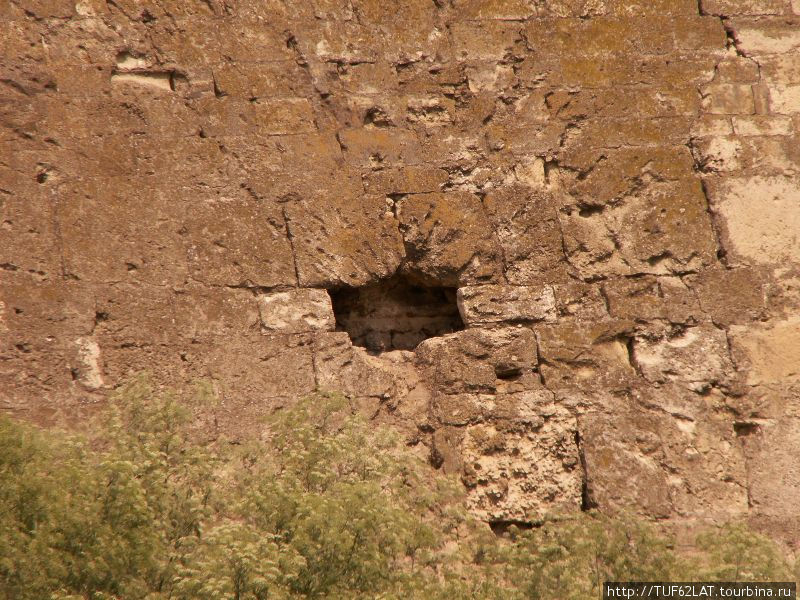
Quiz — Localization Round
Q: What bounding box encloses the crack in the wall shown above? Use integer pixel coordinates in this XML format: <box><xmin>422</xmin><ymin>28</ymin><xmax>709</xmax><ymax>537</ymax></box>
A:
<box><xmin>575</xmin><ymin>428</ymin><xmax>596</xmax><ymax>512</ymax></box>
<box><xmin>696</xmin><ymin>169</ymin><xmax>731</xmax><ymax>268</ymax></box>
<box><xmin>281</xmin><ymin>206</ymin><xmax>302</xmax><ymax>287</ymax></box>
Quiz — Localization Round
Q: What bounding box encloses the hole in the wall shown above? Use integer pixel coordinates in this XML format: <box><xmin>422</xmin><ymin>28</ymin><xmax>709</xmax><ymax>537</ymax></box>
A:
<box><xmin>329</xmin><ymin>274</ymin><xmax>465</xmax><ymax>354</ymax></box>
<box><xmin>733</xmin><ymin>421</ymin><xmax>760</xmax><ymax>437</ymax></box>
<box><xmin>489</xmin><ymin>520</ymin><xmax>535</xmax><ymax>537</ymax></box>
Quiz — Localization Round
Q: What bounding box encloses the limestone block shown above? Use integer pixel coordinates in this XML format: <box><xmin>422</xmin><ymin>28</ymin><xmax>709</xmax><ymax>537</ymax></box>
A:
<box><xmin>759</xmin><ymin>53</ymin><xmax>800</xmax><ymax>83</ymax></box>
<box><xmin>560</xmin><ymin>146</ymin><xmax>695</xmax><ymax>205</ymax></box>
<box><xmin>742</xmin><ymin>415</ymin><xmax>800</xmax><ymax>543</ymax></box>
<box><xmin>396</xmin><ymin>191</ymin><xmax>502</xmax><ymax>285</ymax></box>
<box><xmin>603</xmin><ymin>276</ymin><xmax>702</xmax><ymax>325</ymax></box>
<box><xmin>0</xmin><ymin>186</ymin><xmax>61</xmax><ymax>280</ymax></box>
<box><xmin>732</xmin><ymin>115</ymin><xmax>794</xmax><ymax>135</ymax></box>
<box><xmin>729</xmin><ymin>317</ymin><xmax>800</xmax><ymax>385</ymax></box>
<box><xmin>457</xmin><ymin>285</ymin><xmax>557</xmax><ymax>326</ymax></box>
<box><xmin>336</xmin><ymin>127</ymin><xmax>421</xmax><ymax>169</ymax></box>
<box><xmin>251</xmin><ymin>98</ymin><xmax>316</xmax><ymax>135</ymax></box>
<box><xmin>416</xmin><ymin>328</ymin><xmax>538</xmax><ymax>394</ymax></box>
<box><xmin>74</xmin><ymin>337</ymin><xmax>104</xmax><ymax>390</ymax></box>
<box><xmin>172</xmin><ymin>287</ymin><xmax>260</xmax><ymax>339</ymax></box>
<box><xmin>632</xmin><ymin>325</ymin><xmax>735</xmax><ymax>392</ymax></box>
<box><xmin>701</xmin><ymin>0</ymin><xmax>792</xmax><ymax>16</ymax></box>
<box><xmin>363</xmin><ymin>166</ymin><xmax>448</xmax><ymax>195</ymax></box>
<box><xmin>700</xmin><ymin>83</ymin><xmax>755</xmax><ymax>114</ymax></box>
<box><xmin>461</xmin><ymin>400</ymin><xmax>581</xmax><ymax>521</ymax></box>
<box><xmin>207</xmin><ymin>333</ymin><xmax>316</xmax><ymax>402</ymax></box>
<box><xmin>451</xmin><ymin>0</ymin><xmax>535</xmax><ymax>21</ymax></box>
<box><xmin>581</xmin><ymin>389</ymin><xmax>748</xmax><ymax>519</ymax></box>
<box><xmin>0</xmin><ymin>276</ymin><xmax>93</xmax><ymax>340</ymax></box>
<box><xmin>482</xmin><ymin>185</ymin><xmax>569</xmax><ymax>284</ymax></box>
<box><xmin>211</xmin><ymin>61</ymin><xmax>312</xmax><ymax>100</ymax></box>
<box><xmin>715</xmin><ymin>56</ymin><xmax>760</xmax><ymax>82</ymax></box>
<box><xmin>688</xmin><ymin>266</ymin><xmax>769</xmax><ymax>327</ymax></box>
<box><xmin>605</xmin><ymin>0</ymin><xmax>698</xmax><ymax>15</ymax></box>
<box><xmin>184</xmin><ymin>195</ymin><xmax>298</xmax><ymax>288</ymax></box>
<box><xmin>691</xmin><ymin>115</ymin><xmax>734</xmax><ymax>137</ymax></box>
<box><xmin>706</xmin><ymin>176</ymin><xmax>800</xmax><ymax>266</ymax></box>
<box><xmin>672</xmin><ymin>16</ymin><xmax>728</xmax><ymax>50</ymax></box>
<box><xmin>92</xmin><ymin>285</ymin><xmax>182</xmax><ymax>347</ymax></box>
<box><xmin>433</xmin><ymin>389</ymin><xmax>558</xmax><ymax>429</ymax></box>
<box><xmin>769</xmin><ymin>84</ymin><xmax>800</xmax><ymax>114</ymax></box>
<box><xmin>257</xmin><ymin>289</ymin><xmax>334</xmax><ymax>333</ymax></box>
<box><xmin>536</xmin><ymin>321</ymin><xmax>637</xmax><ymax>390</ymax></box>
<box><xmin>562</xmin><ymin>178</ymin><xmax>718</xmax><ymax>277</ymax></box>
<box><xmin>729</xmin><ymin>17</ymin><xmax>800</xmax><ymax>56</ymax></box>
<box><xmin>312</xmin><ymin>332</ymin><xmax>403</xmax><ymax>399</ymax></box>
<box><xmin>552</xmin><ymin>282</ymin><xmax>609</xmax><ymax>321</ymax></box>
<box><xmin>59</xmin><ymin>179</ymin><xmax>191</xmax><ymax>286</ymax></box>
<box><xmin>450</xmin><ymin>21</ymin><xmax>520</xmax><ymax>61</ymax></box>
<box><xmin>285</xmin><ymin>193</ymin><xmax>405</xmax><ymax>288</ymax></box>
<box><xmin>432</xmin><ymin>393</ymin><xmax>489</xmax><ymax>427</ymax></box>
<box><xmin>691</xmin><ymin>135</ymin><xmax>743</xmax><ymax>172</ymax></box>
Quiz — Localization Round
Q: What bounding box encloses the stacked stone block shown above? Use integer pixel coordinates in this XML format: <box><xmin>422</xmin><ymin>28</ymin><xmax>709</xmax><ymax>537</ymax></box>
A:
<box><xmin>1</xmin><ymin>0</ymin><xmax>798</xmax><ymax>542</ymax></box>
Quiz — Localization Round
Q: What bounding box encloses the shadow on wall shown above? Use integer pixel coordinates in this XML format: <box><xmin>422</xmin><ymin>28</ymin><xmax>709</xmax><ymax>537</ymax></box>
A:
<box><xmin>329</xmin><ymin>274</ymin><xmax>464</xmax><ymax>354</ymax></box>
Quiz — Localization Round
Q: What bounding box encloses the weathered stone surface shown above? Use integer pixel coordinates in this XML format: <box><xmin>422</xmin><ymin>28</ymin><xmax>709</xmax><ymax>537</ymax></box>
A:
<box><xmin>632</xmin><ymin>325</ymin><xmax>735</xmax><ymax>392</ymax></box>
<box><xmin>581</xmin><ymin>387</ymin><xmax>748</xmax><ymax>520</ymax></box>
<box><xmin>536</xmin><ymin>321</ymin><xmax>637</xmax><ymax>391</ymax></box>
<box><xmin>286</xmin><ymin>194</ymin><xmax>405</xmax><ymax>288</ymax></box>
<box><xmin>396</xmin><ymin>191</ymin><xmax>502</xmax><ymax>285</ymax></box>
<box><xmin>3</xmin><ymin>0</ymin><xmax>799</xmax><ymax>539</ymax></box>
<box><xmin>417</xmin><ymin>327</ymin><xmax>539</xmax><ymax>395</ymax></box>
<box><xmin>457</xmin><ymin>285</ymin><xmax>557</xmax><ymax>326</ymax></box>
<box><xmin>482</xmin><ymin>185</ymin><xmax>571</xmax><ymax>284</ymax></box>
<box><xmin>257</xmin><ymin>289</ymin><xmax>334</xmax><ymax>333</ymax></box>
<box><xmin>461</xmin><ymin>395</ymin><xmax>582</xmax><ymax>521</ymax></box>
<box><xmin>729</xmin><ymin>317</ymin><xmax>800</xmax><ymax>385</ymax></box>
<box><xmin>706</xmin><ymin>176</ymin><xmax>800</xmax><ymax>266</ymax></box>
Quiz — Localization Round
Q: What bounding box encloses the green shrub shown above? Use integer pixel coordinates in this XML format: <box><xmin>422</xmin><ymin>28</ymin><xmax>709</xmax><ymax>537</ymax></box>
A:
<box><xmin>0</xmin><ymin>376</ymin><xmax>795</xmax><ymax>599</ymax></box>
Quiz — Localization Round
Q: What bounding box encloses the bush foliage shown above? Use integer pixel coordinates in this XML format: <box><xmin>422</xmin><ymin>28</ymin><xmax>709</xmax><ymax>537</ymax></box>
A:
<box><xmin>0</xmin><ymin>376</ymin><xmax>795</xmax><ymax>599</ymax></box>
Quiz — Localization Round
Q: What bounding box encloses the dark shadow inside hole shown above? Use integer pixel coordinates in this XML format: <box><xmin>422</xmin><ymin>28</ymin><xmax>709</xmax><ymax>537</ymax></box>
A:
<box><xmin>329</xmin><ymin>274</ymin><xmax>464</xmax><ymax>353</ymax></box>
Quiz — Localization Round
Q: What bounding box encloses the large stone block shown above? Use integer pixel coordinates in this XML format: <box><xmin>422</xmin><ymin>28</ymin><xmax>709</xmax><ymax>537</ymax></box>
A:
<box><xmin>461</xmin><ymin>399</ymin><xmax>582</xmax><ymax>521</ymax></box>
<box><xmin>770</xmin><ymin>84</ymin><xmax>800</xmax><ymax>114</ymax></box>
<box><xmin>396</xmin><ymin>191</ymin><xmax>502</xmax><ymax>285</ymax></box>
<box><xmin>457</xmin><ymin>285</ymin><xmax>557</xmax><ymax>326</ymax></box>
<box><xmin>184</xmin><ymin>195</ymin><xmax>298</xmax><ymax>288</ymax></box>
<box><xmin>285</xmin><ymin>194</ymin><xmax>405</xmax><ymax>288</ymax></box>
<box><xmin>706</xmin><ymin>176</ymin><xmax>800</xmax><ymax>266</ymax></box>
<box><xmin>729</xmin><ymin>317</ymin><xmax>800</xmax><ymax>385</ymax></box>
<box><xmin>728</xmin><ymin>17</ymin><xmax>800</xmax><ymax>56</ymax></box>
<box><xmin>632</xmin><ymin>325</ymin><xmax>735</xmax><ymax>393</ymax></box>
<box><xmin>701</xmin><ymin>0</ymin><xmax>792</xmax><ymax>16</ymax></box>
<box><xmin>581</xmin><ymin>389</ymin><xmax>748</xmax><ymax>520</ymax></box>
<box><xmin>312</xmin><ymin>332</ymin><xmax>404</xmax><ymax>399</ymax></box>
<box><xmin>700</xmin><ymin>83</ymin><xmax>756</xmax><ymax>115</ymax></box>
<box><xmin>482</xmin><ymin>185</ymin><xmax>570</xmax><ymax>284</ymax></box>
<box><xmin>417</xmin><ymin>327</ymin><xmax>539</xmax><ymax>395</ymax></box>
<box><xmin>257</xmin><ymin>289</ymin><xmax>335</xmax><ymax>333</ymax></box>
<box><xmin>536</xmin><ymin>321</ymin><xmax>637</xmax><ymax>391</ymax></box>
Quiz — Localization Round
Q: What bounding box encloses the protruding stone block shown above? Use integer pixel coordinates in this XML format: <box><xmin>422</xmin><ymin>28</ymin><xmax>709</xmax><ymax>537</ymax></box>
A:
<box><xmin>457</xmin><ymin>285</ymin><xmax>557</xmax><ymax>326</ymax></box>
<box><xmin>632</xmin><ymin>325</ymin><xmax>735</xmax><ymax>392</ymax></box>
<box><xmin>257</xmin><ymin>289</ymin><xmax>335</xmax><ymax>333</ymax></box>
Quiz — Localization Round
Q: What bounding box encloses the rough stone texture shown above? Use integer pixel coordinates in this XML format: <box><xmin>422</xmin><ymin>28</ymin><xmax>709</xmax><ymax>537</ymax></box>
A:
<box><xmin>2</xmin><ymin>0</ymin><xmax>799</xmax><ymax>545</ymax></box>
<box><xmin>457</xmin><ymin>285</ymin><xmax>557</xmax><ymax>326</ymax></box>
<box><xmin>257</xmin><ymin>289</ymin><xmax>335</xmax><ymax>333</ymax></box>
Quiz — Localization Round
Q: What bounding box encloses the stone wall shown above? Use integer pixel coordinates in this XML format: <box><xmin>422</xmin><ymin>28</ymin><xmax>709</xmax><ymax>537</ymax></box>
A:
<box><xmin>1</xmin><ymin>0</ymin><xmax>798</xmax><ymax>543</ymax></box>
